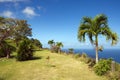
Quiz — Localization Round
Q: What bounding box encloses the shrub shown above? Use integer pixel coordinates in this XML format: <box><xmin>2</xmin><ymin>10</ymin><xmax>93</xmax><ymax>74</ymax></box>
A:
<box><xmin>74</xmin><ymin>53</ymin><xmax>81</xmax><ymax>59</ymax></box>
<box><xmin>81</xmin><ymin>53</ymin><xmax>87</xmax><ymax>58</ymax></box>
<box><xmin>105</xmin><ymin>71</ymin><xmax>120</xmax><ymax>80</ymax></box>
<box><xmin>94</xmin><ymin>59</ymin><xmax>112</xmax><ymax>76</ymax></box>
<box><xmin>79</xmin><ymin>53</ymin><xmax>89</xmax><ymax>63</ymax></box>
<box><xmin>88</xmin><ymin>58</ymin><xmax>96</xmax><ymax>68</ymax></box>
<box><xmin>16</xmin><ymin>39</ymin><xmax>34</xmax><ymax>61</ymax></box>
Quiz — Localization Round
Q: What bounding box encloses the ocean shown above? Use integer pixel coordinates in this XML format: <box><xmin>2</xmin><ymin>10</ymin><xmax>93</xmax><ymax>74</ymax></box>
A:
<box><xmin>62</xmin><ymin>49</ymin><xmax>120</xmax><ymax>63</ymax></box>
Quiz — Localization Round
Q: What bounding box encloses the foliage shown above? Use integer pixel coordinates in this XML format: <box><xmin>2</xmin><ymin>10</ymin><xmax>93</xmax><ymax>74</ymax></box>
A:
<box><xmin>31</xmin><ymin>38</ymin><xmax>42</xmax><ymax>49</ymax></box>
<box><xmin>16</xmin><ymin>39</ymin><xmax>34</xmax><ymax>61</ymax></box>
<box><xmin>13</xmin><ymin>20</ymin><xmax>32</xmax><ymax>46</ymax></box>
<box><xmin>94</xmin><ymin>59</ymin><xmax>112</xmax><ymax>76</ymax></box>
<box><xmin>51</xmin><ymin>45</ymin><xmax>59</xmax><ymax>53</ymax></box>
<box><xmin>74</xmin><ymin>53</ymin><xmax>81</xmax><ymax>59</ymax></box>
<box><xmin>78</xmin><ymin>14</ymin><xmax>118</xmax><ymax>63</ymax></box>
<box><xmin>107</xmin><ymin>72</ymin><xmax>120</xmax><ymax>80</ymax></box>
<box><xmin>0</xmin><ymin>17</ymin><xmax>32</xmax><ymax>47</ymax></box>
<box><xmin>56</xmin><ymin>42</ymin><xmax>63</xmax><ymax>53</ymax></box>
<box><xmin>48</xmin><ymin>40</ymin><xmax>63</xmax><ymax>53</ymax></box>
<box><xmin>0</xmin><ymin>41</ymin><xmax>16</xmax><ymax>58</ymax></box>
<box><xmin>48</xmin><ymin>40</ymin><xmax>55</xmax><ymax>52</ymax></box>
<box><xmin>88</xmin><ymin>58</ymin><xmax>96</xmax><ymax>68</ymax></box>
<box><xmin>68</xmin><ymin>48</ymin><xmax>74</xmax><ymax>54</ymax></box>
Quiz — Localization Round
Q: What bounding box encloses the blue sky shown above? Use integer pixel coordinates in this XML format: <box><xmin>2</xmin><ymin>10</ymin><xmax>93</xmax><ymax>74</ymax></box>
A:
<box><xmin>0</xmin><ymin>0</ymin><xmax>120</xmax><ymax>49</ymax></box>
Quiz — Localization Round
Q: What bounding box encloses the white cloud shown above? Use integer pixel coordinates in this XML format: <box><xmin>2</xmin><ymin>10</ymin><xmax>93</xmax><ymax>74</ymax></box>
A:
<box><xmin>0</xmin><ymin>10</ymin><xmax>14</xmax><ymax>18</ymax></box>
<box><xmin>22</xmin><ymin>7</ymin><xmax>39</xmax><ymax>18</ymax></box>
<box><xmin>0</xmin><ymin>0</ymin><xmax>25</xmax><ymax>2</ymax></box>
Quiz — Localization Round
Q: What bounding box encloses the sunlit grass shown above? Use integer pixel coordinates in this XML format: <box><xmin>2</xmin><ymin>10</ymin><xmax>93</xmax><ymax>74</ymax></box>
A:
<box><xmin>0</xmin><ymin>50</ymin><xmax>107</xmax><ymax>80</ymax></box>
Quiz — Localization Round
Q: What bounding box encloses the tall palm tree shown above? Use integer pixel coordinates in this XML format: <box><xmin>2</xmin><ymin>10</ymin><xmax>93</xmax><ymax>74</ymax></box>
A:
<box><xmin>78</xmin><ymin>14</ymin><xmax>118</xmax><ymax>63</ymax></box>
<box><xmin>48</xmin><ymin>40</ymin><xmax>55</xmax><ymax>51</ymax></box>
<box><xmin>56</xmin><ymin>42</ymin><xmax>63</xmax><ymax>53</ymax></box>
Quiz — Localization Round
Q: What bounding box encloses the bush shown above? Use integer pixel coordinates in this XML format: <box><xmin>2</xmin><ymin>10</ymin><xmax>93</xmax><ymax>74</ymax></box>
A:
<box><xmin>16</xmin><ymin>39</ymin><xmax>34</xmax><ymax>61</ymax></box>
<box><xmin>81</xmin><ymin>53</ymin><xmax>87</xmax><ymax>58</ymax></box>
<box><xmin>94</xmin><ymin>59</ymin><xmax>112</xmax><ymax>76</ymax></box>
<box><xmin>74</xmin><ymin>53</ymin><xmax>81</xmax><ymax>59</ymax></box>
<box><xmin>107</xmin><ymin>71</ymin><xmax>120</xmax><ymax>80</ymax></box>
<box><xmin>88</xmin><ymin>58</ymin><xmax>96</xmax><ymax>68</ymax></box>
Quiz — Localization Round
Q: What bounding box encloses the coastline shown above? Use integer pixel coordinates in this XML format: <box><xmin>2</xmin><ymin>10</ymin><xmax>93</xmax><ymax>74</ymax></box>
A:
<box><xmin>62</xmin><ymin>49</ymin><xmax>120</xmax><ymax>63</ymax></box>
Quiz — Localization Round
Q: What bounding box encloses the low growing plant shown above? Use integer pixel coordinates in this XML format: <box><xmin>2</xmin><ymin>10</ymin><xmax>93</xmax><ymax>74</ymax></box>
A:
<box><xmin>94</xmin><ymin>59</ymin><xmax>112</xmax><ymax>76</ymax></box>
<box><xmin>74</xmin><ymin>53</ymin><xmax>81</xmax><ymax>59</ymax></box>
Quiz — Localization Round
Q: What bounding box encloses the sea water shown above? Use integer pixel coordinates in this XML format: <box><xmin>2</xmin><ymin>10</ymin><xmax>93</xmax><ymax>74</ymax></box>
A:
<box><xmin>62</xmin><ymin>49</ymin><xmax>120</xmax><ymax>63</ymax></box>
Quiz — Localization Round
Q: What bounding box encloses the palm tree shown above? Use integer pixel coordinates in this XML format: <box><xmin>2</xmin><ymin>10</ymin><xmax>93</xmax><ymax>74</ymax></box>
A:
<box><xmin>48</xmin><ymin>40</ymin><xmax>55</xmax><ymax>51</ymax></box>
<box><xmin>78</xmin><ymin>14</ymin><xmax>118</xmax><ymax>63</ymax></box>
<box><xmin>56</xmin><ymin>42</ymin><xmax>63</xmax><ymax>53</ymax></box>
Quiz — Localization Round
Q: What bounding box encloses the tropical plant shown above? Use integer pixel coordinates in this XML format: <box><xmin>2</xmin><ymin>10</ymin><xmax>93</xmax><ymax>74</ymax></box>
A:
<box><xmin>56</xmin><ymin>42</ymin><xmax>63</xmax><ymax>53</ymax></box>
<box><xmin>48</xmin><ymin>40</ymin><xmax>55</xmax><ymax>52</ymax></box>
<box><xmin>78</xmin><ymin>14</ymin><xmax>118</xmax><ymax>63</ymax></box>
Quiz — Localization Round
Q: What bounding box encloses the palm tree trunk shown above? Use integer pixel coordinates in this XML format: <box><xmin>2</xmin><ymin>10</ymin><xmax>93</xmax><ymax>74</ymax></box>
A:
<box><xmin>95</xmin><ymin>36</ymin><xmax>99</xmax><ymax>63</ymax></box>
<box><xmin>59</xmin><ymin>48</ymin><xmax>61</xmax><ymax>54</ymax></box>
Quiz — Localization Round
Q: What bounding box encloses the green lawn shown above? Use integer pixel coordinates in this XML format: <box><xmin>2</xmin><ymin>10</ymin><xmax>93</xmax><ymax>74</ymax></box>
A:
<box><xmin>0</xmin><ymin>50</ymin><xmax>107</xmax><ymax>80</ymax></box>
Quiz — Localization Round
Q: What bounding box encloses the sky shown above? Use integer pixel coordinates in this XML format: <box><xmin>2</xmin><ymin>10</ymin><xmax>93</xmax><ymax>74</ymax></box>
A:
<box><xmin>0</xmin><ymin>0</ymin><xmax>120</xmax><ymax>49</ymax></box>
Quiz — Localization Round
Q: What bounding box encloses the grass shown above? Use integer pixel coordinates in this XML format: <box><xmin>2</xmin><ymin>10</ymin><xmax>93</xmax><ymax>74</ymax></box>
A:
<box><xmin>0</xmin><ymin>50</ymin><xmax>108</xmax><ymax>80</ymax></box>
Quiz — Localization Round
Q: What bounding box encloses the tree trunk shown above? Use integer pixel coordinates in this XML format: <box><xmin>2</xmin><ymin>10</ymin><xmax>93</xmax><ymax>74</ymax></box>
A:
<box><xmin>6</xmin><ymin>52</ymin><xmax>10</xmax><ymax>58</ymax></box>
<box><xmin>95</xmin><ymin>36</ymin><xmax>99</xmax><ymax>63</ymax></box>
<box><xmin>59</xmin><ymin>48</ymin><xmax>61</xmax><ymax>54</ymax></box>
<box><xmin>6</xmin><ymin>49</ymin><xmax>10</xmax><ymax>58</ymax></box>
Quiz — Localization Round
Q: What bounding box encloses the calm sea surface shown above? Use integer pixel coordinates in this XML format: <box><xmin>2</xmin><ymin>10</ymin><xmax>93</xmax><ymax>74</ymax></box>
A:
<box><xmin>62</xmin><ymin>49</ymin><xmax>120</xmax><ymax>63</ymax></box>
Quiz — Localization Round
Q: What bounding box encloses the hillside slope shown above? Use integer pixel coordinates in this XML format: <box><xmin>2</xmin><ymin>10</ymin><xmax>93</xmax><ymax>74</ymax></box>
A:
<box><xmin>0</xmin><ymin>50</ymin><xmax>107</xmax><ymax>80</ymax></box>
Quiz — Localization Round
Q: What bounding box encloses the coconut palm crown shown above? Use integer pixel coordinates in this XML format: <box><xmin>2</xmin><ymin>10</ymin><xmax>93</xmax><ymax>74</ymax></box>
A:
<box><xmin>78</xmin><ymin>14</ymin><xmax>118</xmax><ymax>63</ymax></box>
<box><xmin>56</xmin><ymin>42</ymin><xmax>63</xmax><ymax>53</ymax></box>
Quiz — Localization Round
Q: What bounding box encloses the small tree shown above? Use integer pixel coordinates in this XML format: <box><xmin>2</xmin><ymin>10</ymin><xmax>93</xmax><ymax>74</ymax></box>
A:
<box><xmin>17</xmin><ymin>39</ymin><xmax>34</xmax><ymax>61</ymax></box>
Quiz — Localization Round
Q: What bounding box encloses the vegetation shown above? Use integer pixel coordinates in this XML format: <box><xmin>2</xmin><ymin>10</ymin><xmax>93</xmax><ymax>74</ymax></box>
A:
<box><xmin>78</xmin><ymin>14</ymin><xmax>118</xmax><ymax>63</ymax></box>
<box><xmin>0</xmin><ymin>41</ymin><xmax>16</xmax><ymax>58</ymax></box>
<box><xmin>56</xmin><ymin>42</ymin><xmax>63</xmax><ymax>53</ymax></box>
<box><xmin>94</xmin><ymin>59</ymin><xmax>112</xmax><ymax>76</ymax></box>
<box><xmin>31</xmin><ymin>38</ymin><xmax>42</xmax><ymax>49</ymax></box>
<box><xmin>17</xmin><ymin>39</ymin><xmax>34</xmax><ymax>61</ymax></box>
<box><xmin>0</xmin><ymin>17</ymin><xmax>32</xmax><ymax>58</ymax></box>
<box><xmin>48</xmin><ymin>40</ymin><xmax>63</xmax><ymax>53</ymax></box>
<box><xmin>68</xmin><ymin>48</ymin><xmax>74</xmax><ymax>54</ymax></box>
<box><xmin>0</xmin><ymin>14</ymin><xmax>120</xmax><ymax>80</ymax></box>
<box><xmin>0</xmin><ymin>50</ymin><xmax>107</xmax><ymax>80</ymax></box>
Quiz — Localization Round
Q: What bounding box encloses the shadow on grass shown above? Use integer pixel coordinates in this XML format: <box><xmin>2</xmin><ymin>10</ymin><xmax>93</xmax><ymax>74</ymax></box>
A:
<box><xmin>34</xmin><ymin>49</ymin><xmax>43</xmax><ymax>51</ymax></box>
<box><xmin>0</xmin><ymin>77</ymin><xmax>5</xmax><ymax>80</ymax></box>
<box><xmin>46</xmin><ymin>64</ymin><xmax>56</xmax><ymax>67</ymax></box>
<box><xmin>10</xmin><ymin>55</ymin><xmax>16</xmax><ymax>58</ymax></box>
<box><xmin>31</xmin><ymin>56</ymin><xmax>42</xmax><ymax>60</ymax></box>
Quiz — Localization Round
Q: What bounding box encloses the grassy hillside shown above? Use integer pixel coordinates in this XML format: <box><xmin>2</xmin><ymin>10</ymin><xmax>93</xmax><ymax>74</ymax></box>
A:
<box><xmin>0</xmin><ymin>50</ymin><xmax>107</xmax><ymax>80</ymax></box>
